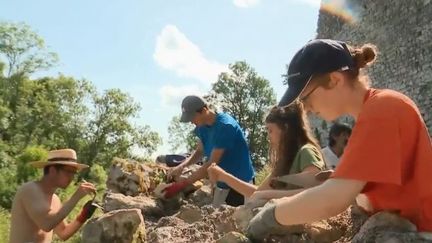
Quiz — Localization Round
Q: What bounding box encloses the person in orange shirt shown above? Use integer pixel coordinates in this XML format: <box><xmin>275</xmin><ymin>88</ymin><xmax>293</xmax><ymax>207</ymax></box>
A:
<box><xmin>247</xmin><ymin>39</ymin><xmax>432</xmax><ymax>240</ymax></box>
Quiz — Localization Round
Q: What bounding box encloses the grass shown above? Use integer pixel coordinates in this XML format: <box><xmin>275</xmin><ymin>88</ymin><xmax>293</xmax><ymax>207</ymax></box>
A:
<box><xmin>0</xmin><ymin>207</ymin><xmax>10</xmax><ymax>241</ymax></box>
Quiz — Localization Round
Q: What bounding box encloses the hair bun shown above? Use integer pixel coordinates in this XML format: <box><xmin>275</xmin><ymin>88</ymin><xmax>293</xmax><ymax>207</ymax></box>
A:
<box><xmin>353</xmin><ymin>44</ymin><xmax>377</xmax><ymax>69</ymax></box>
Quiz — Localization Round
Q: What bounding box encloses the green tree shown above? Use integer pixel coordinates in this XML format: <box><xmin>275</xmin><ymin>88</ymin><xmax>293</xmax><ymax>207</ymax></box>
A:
<box><xmin>82</xmin><ymin>89</ymin><xmax>162</xmax><ymax>167</ymax></box>
<box><xmin>0</xmin><ymin>22</ymin><xmax>58</xmax><ymax>77</ymax></box>
<box><xmin>9</xmin><ymin>76</ymin><xmax>92</xmax><ymax>151</ymax></box>
<box><xmin>167</xmin><ymin>116</ymin><xmax>197</xmax><ymax>153</ymax></box>
<box><xmin>16</xmin><ymin>146</ymin><xmax>48</xmax><ymax>184</ymax></box>
<box><xmin>210</xmin><ymin>61</ymin><xmax>276</xmax><ymax>167</ymax></box>
<box><xmin>0</xmin><ymin>166</ymin><xmax>17</xmax><ymax>209</ymax></box>
<box><xmin>167</xmin><ymin>62</ymin><xmax>276</xmax><ymax>167</ymax></box>
<box><xmin>209</xmin><ymin>61</ymin><xmax>276</xmax><ymax>167</ymax></box>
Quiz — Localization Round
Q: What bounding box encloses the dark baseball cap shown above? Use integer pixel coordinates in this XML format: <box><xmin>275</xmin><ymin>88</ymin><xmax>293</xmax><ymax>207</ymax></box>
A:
<box><xmin>278</xmin><ymin>39</ymin><xmax>355</xmax><ymax>107</ymax></box>
<box><xmin>180</xmin><ymin>95</ymin><xmax>207</xmax><ymax>122</ymax></box>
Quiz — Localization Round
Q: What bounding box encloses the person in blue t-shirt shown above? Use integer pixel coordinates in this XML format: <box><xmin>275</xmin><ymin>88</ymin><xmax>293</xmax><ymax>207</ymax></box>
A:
<box><xmin>164</xmin><ymin>95</ymin><xmax>255</xmax><ymax>206</ymax></box>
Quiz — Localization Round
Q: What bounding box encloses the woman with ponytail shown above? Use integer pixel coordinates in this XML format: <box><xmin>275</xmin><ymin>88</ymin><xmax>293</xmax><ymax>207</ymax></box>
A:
<box><xmin>247</xmin><ymin>39</ymin><xmax>432</xmax><ymax>240</ymax></box>
<box><xmin>207</xmin><ymin>101</ymin><xmax>326</xmax><ymax>201</ymax></box>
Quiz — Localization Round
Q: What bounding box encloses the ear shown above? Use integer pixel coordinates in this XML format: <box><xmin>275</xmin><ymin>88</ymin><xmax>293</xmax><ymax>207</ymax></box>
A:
<box><xmin>328</xmin><ymin>72</ymin><xmax>345</xmax><ymax>89</ymax></box>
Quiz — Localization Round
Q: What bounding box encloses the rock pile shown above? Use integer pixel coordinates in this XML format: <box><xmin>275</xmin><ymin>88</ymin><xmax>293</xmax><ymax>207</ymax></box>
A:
<box><xmin>82</xmin><ymin>159</ymin><xmax>432</xmax><ymax>243</ymax></box>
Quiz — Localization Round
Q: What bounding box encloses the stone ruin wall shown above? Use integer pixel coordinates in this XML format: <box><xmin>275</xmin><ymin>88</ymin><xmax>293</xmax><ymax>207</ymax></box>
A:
<box><xmin>311</xmin><ymin>0</ymin><xmax>432</xmax><ymax>146</ymax></box>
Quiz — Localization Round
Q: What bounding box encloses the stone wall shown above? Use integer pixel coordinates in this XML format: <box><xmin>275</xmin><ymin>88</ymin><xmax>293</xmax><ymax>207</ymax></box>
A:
<box><xmin>312</xmin><ymin>0</ymin><xmax>432</xmax><ymax>145</ymax></box>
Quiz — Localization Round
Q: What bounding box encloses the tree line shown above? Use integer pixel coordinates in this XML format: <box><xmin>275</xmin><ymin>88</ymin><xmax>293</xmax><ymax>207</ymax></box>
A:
<box><xmin>0</xmin><ymin>22</ymin><xmax>161</xmax><ymax>209</ymax></box>
<box><xmin>0</xmin><ymin>21</ymin><xmax>279</xmax><ymax>209</ymax></box>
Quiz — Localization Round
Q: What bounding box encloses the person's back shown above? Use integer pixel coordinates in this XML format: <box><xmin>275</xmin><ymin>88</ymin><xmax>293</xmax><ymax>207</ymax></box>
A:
<box><xmin>10</xmin><ymin>182</ymin><xmax>54</xmax><ymax>243</ymax></box>
<box><xmin>196</xmin><ymin>112</ymin><xmax>254</xmax><ymax>186</ymax></box>
<box><xmin>288</xmin><ymin>143</ymin><xmax>324</xmax><ymax>175</ymax></box>
<box><xmin>334</xmin><ymin>88</ymin><xmax>432</xmax><ymax>231</ymax></box>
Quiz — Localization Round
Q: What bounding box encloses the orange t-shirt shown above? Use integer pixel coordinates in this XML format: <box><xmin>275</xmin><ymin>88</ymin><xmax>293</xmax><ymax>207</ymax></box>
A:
<box><xmin>332</xmin><ymin>88</ymin><xmax>432</xmax><ymax>232</ymax></box>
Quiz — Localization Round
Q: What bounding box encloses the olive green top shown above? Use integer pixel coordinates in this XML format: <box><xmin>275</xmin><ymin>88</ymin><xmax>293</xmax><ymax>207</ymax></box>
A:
<box><xmin>289</xmin><ymin>143</ymin><xmax>325</xmax><ymax>174</ymax></box>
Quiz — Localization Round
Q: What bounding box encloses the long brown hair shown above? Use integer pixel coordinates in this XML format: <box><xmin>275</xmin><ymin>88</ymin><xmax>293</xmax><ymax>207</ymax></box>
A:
<box><xmin>265</xmin><ymin>101</ymin><xmax>320</xmax><ymax>177</ymax></box>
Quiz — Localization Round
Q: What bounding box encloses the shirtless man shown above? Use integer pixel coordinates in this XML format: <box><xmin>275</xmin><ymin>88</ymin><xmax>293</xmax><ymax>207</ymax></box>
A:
<box><xmin>9</xmin><ymin>149</ymin><xmax>97</xmax><ymax>243</ymax></box>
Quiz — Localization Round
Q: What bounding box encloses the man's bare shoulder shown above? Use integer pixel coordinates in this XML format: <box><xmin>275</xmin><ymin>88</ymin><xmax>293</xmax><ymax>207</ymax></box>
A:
<box><xmin>16</xmin><ymin>181</ymin><xmax>42</xmax><ymax>199</ymax></box>
<box><xmin>18</xmin><ymin>181</ymin><xmax>38</xmax><ymax>191</ymax></box>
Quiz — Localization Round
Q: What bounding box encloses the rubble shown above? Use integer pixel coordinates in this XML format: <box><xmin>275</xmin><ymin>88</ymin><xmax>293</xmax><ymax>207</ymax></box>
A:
<box><xmin>82</xmin><ymin>159</ymin><xmax>431</xmax><ymax>243</ymax></box>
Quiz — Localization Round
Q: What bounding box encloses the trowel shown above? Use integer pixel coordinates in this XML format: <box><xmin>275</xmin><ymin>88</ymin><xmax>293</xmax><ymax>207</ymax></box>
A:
<box><xmin>90</xmin><ymin>193</ymin><xmax>104</xmax><ymax>210</ymax></box>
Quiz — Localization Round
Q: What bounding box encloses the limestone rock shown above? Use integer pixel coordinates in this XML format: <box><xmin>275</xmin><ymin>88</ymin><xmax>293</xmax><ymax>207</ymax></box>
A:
<box><xmin>81</xmin><ymin>208</ymin><xmax>146</xmax><ymax>243</ymax></box>
<box><xmin>305</xmin><ymin>221</ymin><xmax>344</xmax><ymax>243</ymax></box>
<box><xmin>216</xmin><ymin>231</ymin><xmax>251</xmax><ymax>243</ymax></box>
<box><xmin>352</xmin><ymin>212</ymin><xmax>429</xmax><ymax>243</ymax></box>
<box><xmin>103</xmin><ymin>192</ymin><xmax>163</xmax><ymax>217</ymax></box>
<box><xmin>186</xmin><ymin>183</ymin><xmax>213</xmax><ymax>207</ymax></box>
<box><xmin>106</xmin><ymin>158</ymin><xmax>166</xmax><ymax>196</ymax></box>
<box><xmin>175</xmin><ymin>204</ymin><xmax>203</xmax><ymax>224</ymax></box>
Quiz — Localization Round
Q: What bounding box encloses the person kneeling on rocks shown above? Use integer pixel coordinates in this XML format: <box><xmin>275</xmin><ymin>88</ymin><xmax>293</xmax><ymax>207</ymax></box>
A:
<box><xmin>207</xmin><ymin>102</ymin><xmax>328</xmax><ymax>207</ymax></box>
<box><xmin>9</xmin><ymin>149</ymin><xmax>97</xmax><ymax>243</ymax></box>
<box><xmin>162</xmin><ymin>95</ymin><xmax>255</xmax><ymax>207</ymax></box>
<box><xmin>246</xmin><ymin>39</ymin><xmax>432</xmax><ymax>241</ymax></box>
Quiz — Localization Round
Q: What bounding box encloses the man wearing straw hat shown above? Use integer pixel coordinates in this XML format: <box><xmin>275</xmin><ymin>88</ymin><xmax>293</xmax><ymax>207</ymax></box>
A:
<box><xmin>9</xmin><ymin>149</ymin><xmax>97</xmax><ymax>243</ymax></box>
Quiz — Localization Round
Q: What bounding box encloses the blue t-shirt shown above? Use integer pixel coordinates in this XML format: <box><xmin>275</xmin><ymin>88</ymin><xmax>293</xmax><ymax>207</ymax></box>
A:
<box><xmin>195</xmin><ymin>113</ymin><xmax>255</xmax><ymax>189</ymax></box>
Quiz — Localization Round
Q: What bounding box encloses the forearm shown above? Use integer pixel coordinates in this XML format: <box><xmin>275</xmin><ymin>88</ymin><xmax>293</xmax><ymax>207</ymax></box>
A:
<box><xmin>185</xmin><ymin>162</ymin><xmax>210</xmax><ymax>184</ymax></box>
<box><xmin>55</xmin><ymin>220</ymin><xmax>82</xmax><ymax>240</ymax></box>
<box><xmin>219</xmin><ymin>172</ymin><xmax>257</xmax><ymax>198</ymax></box>
<box><xmin>41</xmin><ymin>197</ymin><xmax>81</xmax><ymax>231</ymax></box>
<box><xmin>255</xmin><ymin>189</ymin><xmax>304</xmax><ymax>200</ymax></box>
<box><xmin>274</xmin><ymin>181</ymin><xmax>359</xmax><ymax>226</ymax></box>
<box><xmin>181</xmin><ymin>149</ymin><xmax>203</xmax><ymax>168</ymax></box>
<box><xmin>186</xmin><ymin>147</ymin><xmax>224</xmax><ymax>184</ymax></box>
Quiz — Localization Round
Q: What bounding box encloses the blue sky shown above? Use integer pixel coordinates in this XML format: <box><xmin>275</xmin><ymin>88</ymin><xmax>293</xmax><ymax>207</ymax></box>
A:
<box><xmin>0</xmin><ymin>0</ymin><xmax>321</xmax><ymax>156</ymax></box>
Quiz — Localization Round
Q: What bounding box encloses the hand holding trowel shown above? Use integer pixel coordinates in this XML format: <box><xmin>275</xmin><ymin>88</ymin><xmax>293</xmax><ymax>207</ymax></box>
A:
<box><xmin>76</xmin><ymin>180</ymin><xmax>102</xmax><ymax>223</ymax></box>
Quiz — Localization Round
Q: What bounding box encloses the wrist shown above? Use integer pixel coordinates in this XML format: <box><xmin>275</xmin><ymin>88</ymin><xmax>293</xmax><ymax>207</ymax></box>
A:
<box><xmin>76</xmin><ymin>213</ymin><xmax>87</xmax><ymax>224</ymax></box>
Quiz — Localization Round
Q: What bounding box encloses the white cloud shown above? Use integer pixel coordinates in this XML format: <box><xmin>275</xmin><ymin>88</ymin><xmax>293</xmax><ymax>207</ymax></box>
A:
<box><xmin>159</xmin><ymin>84</ymin><xmax>206</xmax><ymax>107</ymax></box>
<box><xmin>154</xmin><ymin>25</ymin><xmax>228</xmax><ymax>84</ymax></box>
<box><xmin>233</xmin><ymin>0</ymin><xmax>260</xmax><ymax>8</ymax></box>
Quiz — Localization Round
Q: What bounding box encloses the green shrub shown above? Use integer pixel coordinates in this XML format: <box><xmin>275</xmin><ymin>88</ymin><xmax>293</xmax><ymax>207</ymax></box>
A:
<box><xmin>0</xmin><ymin>207</ymin><xmax>10</xmax><ymax>241</ymax></box>
<box><xmin>16</xmin><ymin>146</ymin><xmax>48</xmax><ymax>184</ymax></box>
<box><xmin>0</xmin><ymin>166</ymin><xmax>18</xmax><ymax>209</ymax></box>
<box><xmin>88</xmin><ymin>164</ymin><xmax>107</xmax><ymax>186</ymax></box>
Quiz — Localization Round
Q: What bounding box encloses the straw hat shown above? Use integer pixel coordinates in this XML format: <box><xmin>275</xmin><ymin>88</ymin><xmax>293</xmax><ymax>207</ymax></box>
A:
<box><xmin>29</xmin><ymin>149</ymin><xmax>89</xmax><ymax>171</ymax></box>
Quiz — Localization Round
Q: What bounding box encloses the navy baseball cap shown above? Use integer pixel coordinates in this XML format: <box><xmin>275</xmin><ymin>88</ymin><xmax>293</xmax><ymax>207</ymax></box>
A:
<box><xmin>180</xmin><ymin>95</ymin><xmax>207</xmax><ymax>122</ymax></box>
<box><xmin>278</xmin><ymin>39</ymin><xmax>355</xmax><ymax>107</ymax></box>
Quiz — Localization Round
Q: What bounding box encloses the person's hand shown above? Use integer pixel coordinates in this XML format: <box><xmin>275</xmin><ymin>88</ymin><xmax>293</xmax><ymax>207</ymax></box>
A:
<box><xmin>167</xmin><ymin>164</ymin><xmax>185</xmax><ymax>181</ymax></box>
<box><xmin>246</xmin><ymin>202</ymin><xmax>285</xmax><ymax>241</ymax></box>
<box><xmin>207</xmin><ymin>163</ymin><xmax>227</xmax><ymax>184</ymax></box>
<box><xmin>76</xmin><ymin>200</ymin><xmax>98</xmax><ymax>223</ymax></box>
<box><xmin>162</xmin><ymin>181</ymin><xmax>189</xmax><ymax>199</ymax></box>
<box><xmin>315</xmin><ymin>170</ymin><xmax>334</xmax><ymax>182</ymax></box>
<box><xmin>72</xmin><ymin>181</ymin><xmax>96</xmax><ymax>200</ymax></box>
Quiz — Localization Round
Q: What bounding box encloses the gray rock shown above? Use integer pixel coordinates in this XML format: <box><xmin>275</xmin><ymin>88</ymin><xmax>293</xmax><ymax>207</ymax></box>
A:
<box><xmin>81</xmin><ymin>208</ymin><xmax>146</xmax><ymax>243</ymax></box>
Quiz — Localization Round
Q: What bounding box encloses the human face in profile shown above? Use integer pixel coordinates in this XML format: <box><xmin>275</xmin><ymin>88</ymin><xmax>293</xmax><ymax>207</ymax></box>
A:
<box><xmin>266</xmin><ymin>122</ymin><xmax>282</xmax><ymax>148</ymax></box>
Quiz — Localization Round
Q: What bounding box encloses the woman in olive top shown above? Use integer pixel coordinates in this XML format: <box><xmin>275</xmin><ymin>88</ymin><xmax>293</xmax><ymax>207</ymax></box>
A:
<box><xmin>207</xmin><ymin>101</ymin><xmax>325</xmax><ymax>201</ymax></box>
